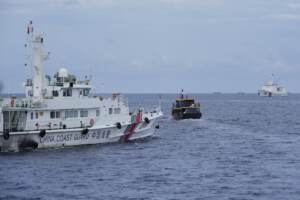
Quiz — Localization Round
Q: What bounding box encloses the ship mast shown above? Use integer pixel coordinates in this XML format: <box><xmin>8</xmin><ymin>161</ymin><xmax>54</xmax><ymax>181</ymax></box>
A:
<box><xmin>181</xmin><ymin>89</ymin><xmax>184</xmax><ymax>99</ymax></box>
<box><xmin>26</xmin><ymin>21</ymin><xmax>49</xmax><ymax>103</ymax></box>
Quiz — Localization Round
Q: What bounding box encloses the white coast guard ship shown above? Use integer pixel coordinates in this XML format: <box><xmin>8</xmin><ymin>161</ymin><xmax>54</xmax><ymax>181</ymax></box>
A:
<box><xmin>0</xmin><ymin>21</ymin><xmax>163</xmax><ymax>152</ymax></box>
<box><xmin>258</xmin><ymin>75</ymin><xmax>288</xmax><ymax>97</ymax></box>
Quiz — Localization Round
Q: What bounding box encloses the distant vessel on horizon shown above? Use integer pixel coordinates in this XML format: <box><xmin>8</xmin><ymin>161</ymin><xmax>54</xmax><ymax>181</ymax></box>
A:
<box><xmin>237</xmin><ymin>92</ymin><xmax>246</xmax><ymax>95</ymax></box>
<box><xmin>212</xmin><ymin>92</ymin><xmax>222</xmax><ymax>95</ymax></box>
<box><xmin>258</xmin><ymin>75</ymin><xmax>288</xmax><ymax>97</ymax></box>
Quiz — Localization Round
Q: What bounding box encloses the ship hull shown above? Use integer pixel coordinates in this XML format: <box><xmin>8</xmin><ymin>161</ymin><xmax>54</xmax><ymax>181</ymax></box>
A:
<box><xmin>0</xmin><ymin>116</ymin><xmax>160</xmax><ymax>152</ymax></box>
<box><xmin>258</xmin><ymin>90</ymin><xmax>288</xmax><ymax>97</ymax></box>
<box><xmin>172</xmin><ymin>112</ymin><xmax>202</xmax><ymax>120</ymax></box>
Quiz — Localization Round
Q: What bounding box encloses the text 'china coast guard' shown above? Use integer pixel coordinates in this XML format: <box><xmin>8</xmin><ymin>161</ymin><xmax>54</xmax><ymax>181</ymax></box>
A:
<box><xmin>0</xmin><ymin>21</ymin><xmax>163</xmax><ymax>152</ymax></box>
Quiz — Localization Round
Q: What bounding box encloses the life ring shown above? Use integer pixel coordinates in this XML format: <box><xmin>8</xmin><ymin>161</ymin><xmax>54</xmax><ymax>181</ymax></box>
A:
<box><xmin>144</xmin><ymin>117</ymin><xmax>150</xmax><ymax>124</ymax></box>
<box><xmin>82</xmin><ymin>128</ymin><xmax>89</xmax><ymax>135</ymax></box>
<box><xmin>90</xmin><ymin>118</ymin><xmax>95</xmax><ymax>127</ymax></box>
<box><xmin>116</xmin><ymin>122</ymin><xmax>122</xmax><ymax>129</ymax></box>
<box><xmin>3</xmin><ymin>130</ymin><xmax>10</xmax><ymax>140</ymax></box>
<box><xmin>39</xmin><ymin>130</ymin><xmax>46</xmax><ymax>138</ymax></box>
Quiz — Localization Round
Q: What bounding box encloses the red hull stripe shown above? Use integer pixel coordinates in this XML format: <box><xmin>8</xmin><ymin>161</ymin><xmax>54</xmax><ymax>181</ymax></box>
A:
<box><xmin>123</xmin><ymin>112</ymin><xmax>142</xmax><ymax>142</ymax></box>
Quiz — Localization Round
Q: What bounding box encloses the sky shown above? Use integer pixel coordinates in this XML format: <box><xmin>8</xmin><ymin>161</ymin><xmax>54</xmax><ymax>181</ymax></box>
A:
<box><xmin>0</xmin><ymin>0</ymin><xmax>300</xmax><ymax>93</ymax></box>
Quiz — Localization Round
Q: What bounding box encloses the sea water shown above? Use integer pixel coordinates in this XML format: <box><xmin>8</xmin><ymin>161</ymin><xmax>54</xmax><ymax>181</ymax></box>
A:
<box><xmin>1</xmin><ymin>94</ymin><xmax>300</xmax><ymax>200</ymax></box>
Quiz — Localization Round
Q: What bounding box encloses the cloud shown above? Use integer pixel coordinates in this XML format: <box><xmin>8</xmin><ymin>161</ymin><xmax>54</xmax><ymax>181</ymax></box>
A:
<box><xmin>0</xmin><ymin>0</ymin><xmax>225</xmax><ymax>15</ymax></box>
<box><xmin>265</xmin><ymin>14</ymin><xmax>300</xmax><ymax>21</ymax></box>
<box><xmin>287</xmin><ymin>2</ymin><xmax>300</xmax><ymax>9</ymax></box>
<box><xmin>63</xmin><ymin>0</ymin><xmax>225</xmax><ymax>9</ymax></box>
<box><xmin>159</xmin><ymin>0</ymin><xmax>223</xmax><ymax>8</ymax></box>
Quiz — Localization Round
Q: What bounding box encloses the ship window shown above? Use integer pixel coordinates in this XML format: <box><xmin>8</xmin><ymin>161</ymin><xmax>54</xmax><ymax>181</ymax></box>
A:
<box><xmin>50</xmin><ymin>111</ymin><xmax>60</xmax><ymax>119</ymax></box>
<box><xmin>65</xmin><ymin>111</ymin><xmax>69</xmax><ymax>118</ymax></box>
<box><xmin>52</xmin><ymin>90</ymin><xmax>59</xmax><ymax>97</ymax></box>
<box><xmin>65</xmin><ymin>110</ymin><xmax>78</xmax><ymax>118</ymax></box>
<box><xmin>96</xmin><ymin>109</ymin><xmax>100</xmax><ymax>117</ymax></box>
<box><xmin>67</xmin><ymin>89</ymin><xmax>72</xmax><ymax>96</ymax></box>
<box><xmin>63</xmin><ymin>89</ymin><xmax>72</xmax><ymax>97</ymax></box>
<box><xmin>74</xmin><ymin>110</ymin><xmax>78</xmax><ymax>118</ymax></box>
<box><xmin>50</xmin><ymin>111</ymin><xmax>55</xmax><ymax>119</ymax></box>
<box><xmin>109</xmin><ymin>108</ymin><xmax>113</xmax><ymax>115</ymax></box>
<box><xmin>30</xmin><ymin>112</ymin><xmax>34</xmax><ymax>120</ymax></box>
<box><xmin>80</xmin><ymin>110</ymin><xmax>88</xmax><ymax>118</ymax></box>
<box><xmin>114</xmin><ymin>108</ymin><xmax>121</xmax><ymax>114</ymax></box>
<box><xmin>83</xmin><ymin>89</ymin><xmax>90</xmax><ymax>96</ymax></box>
<box><xmin>28</xmin><ymin>90</ymin><xmax>33</xmax><ymax>97</ymax></box>
<box><xmin>35</xmin><ymin>112</ymin><xmax>38</xmax><ymax>119</ymax></box>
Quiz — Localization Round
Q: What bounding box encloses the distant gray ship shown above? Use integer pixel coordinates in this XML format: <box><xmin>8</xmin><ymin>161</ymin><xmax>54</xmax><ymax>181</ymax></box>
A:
<box><xmin>258</xmin><ymin>75</ymin><xmax>288</xmax><ymax>97</ymax></box>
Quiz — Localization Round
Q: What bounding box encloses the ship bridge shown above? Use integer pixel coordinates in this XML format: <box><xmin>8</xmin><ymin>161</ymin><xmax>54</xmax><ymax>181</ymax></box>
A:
<box><xmin>25</xmin><ymin>68</ymin><xmax>92</xmax><ymax>99</ymax></box>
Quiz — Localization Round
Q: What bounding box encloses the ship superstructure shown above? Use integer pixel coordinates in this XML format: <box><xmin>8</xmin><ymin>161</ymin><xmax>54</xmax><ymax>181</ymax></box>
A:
<box><xmin>0</xmin><ymin>22</ymin><xmax>163</xmax><ymax>152</ymax></box>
